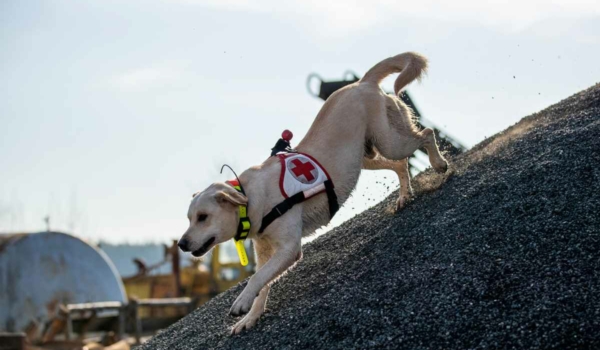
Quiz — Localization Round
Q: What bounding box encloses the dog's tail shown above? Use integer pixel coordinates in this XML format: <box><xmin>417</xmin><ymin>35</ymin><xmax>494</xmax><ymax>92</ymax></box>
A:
<box><xmin>360</xmin><ymin>52</ymin><xmax>428</xmax><ymax>96</ymax></box>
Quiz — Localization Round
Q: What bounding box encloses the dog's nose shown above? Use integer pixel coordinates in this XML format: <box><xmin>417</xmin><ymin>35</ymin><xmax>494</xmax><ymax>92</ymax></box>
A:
<box><xmin>178</xmin><ymin>238</ymin><xmax>190</xmax><ymax>252</ymax></box>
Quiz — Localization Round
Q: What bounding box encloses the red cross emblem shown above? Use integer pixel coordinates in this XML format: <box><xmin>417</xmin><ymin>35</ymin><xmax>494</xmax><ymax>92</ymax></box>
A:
<box><xmin>289</xmin><ymin>158</ymin><xmax>316</xmax><ymax>183</ymax></box>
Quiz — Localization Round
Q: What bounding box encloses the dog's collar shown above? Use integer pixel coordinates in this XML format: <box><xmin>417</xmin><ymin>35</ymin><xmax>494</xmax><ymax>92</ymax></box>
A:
<box><xmin>226</xmin><ymin>179</ymin><xmax>250</xmax><ymax>266</ymax></box>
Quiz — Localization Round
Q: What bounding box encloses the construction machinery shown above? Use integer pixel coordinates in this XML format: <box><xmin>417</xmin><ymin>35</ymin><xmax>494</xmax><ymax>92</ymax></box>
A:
<box><xmin>121</xmin><ymin>240</ymin><xmax>254</xmax><ymax>319</ymax></box>
<box><xmin>119</xmin><ymin>239</ymin><xmax>254</xmax><ymax>342</ymax></box>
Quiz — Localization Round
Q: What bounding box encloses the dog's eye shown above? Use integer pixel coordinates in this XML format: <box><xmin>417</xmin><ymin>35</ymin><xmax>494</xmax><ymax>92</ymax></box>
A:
<box><xmin>197</xmin><ymin>214</ymin><xmax>208</xmax><ymax>223</ymax></box>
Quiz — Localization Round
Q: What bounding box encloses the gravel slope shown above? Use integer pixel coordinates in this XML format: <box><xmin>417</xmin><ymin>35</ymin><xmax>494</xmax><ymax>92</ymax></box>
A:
<box><xmin>143</xmin><ymin>84</ymin><xmax>600</xmax><ymax>350</ymax></box>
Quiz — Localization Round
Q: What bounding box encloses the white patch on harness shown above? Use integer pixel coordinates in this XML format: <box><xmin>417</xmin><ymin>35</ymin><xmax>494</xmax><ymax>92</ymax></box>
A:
<box><xmin>278</xmin><ymin>153</ymin><xmax>331</xmax><ymax>199</ymax></box>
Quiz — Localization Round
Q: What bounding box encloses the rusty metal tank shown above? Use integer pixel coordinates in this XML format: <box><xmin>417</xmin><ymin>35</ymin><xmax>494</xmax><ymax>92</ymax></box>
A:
<box><xmin>0</xmin><ymin>231</ymin><xmax>127</xmax><ymax>340</ymax></box>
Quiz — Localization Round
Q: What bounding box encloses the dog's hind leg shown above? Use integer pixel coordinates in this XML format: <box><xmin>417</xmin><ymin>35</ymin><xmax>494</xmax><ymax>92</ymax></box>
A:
<box><xmin>363</xmin><ymin>155</ymin><xmax>412</xmax><ymax>210</ymax></box>
<box><xmin>230</xmin><ymin>239</ymin><xmax>274</xmax><ymax>335</ymax></box>
<box><xmin>418</xmin><ymin>128</ymin><xmax>448</xmax><ymax>173</ymax></box>
<box><xmin>374</xmin><ymin>98</ymin><xmax>448</xmax><ymax>173</ymax></box>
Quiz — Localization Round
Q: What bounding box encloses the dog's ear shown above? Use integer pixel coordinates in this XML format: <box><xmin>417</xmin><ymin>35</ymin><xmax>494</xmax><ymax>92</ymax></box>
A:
<box><xmin>192</xmin><ymin>192</ymin><xmax>200</xmax><ymax>198</ymax></box>
<box><xmin>215</xmin><ymin>189</ymin><xmax>248</xmax><ymax>207</ymax></box>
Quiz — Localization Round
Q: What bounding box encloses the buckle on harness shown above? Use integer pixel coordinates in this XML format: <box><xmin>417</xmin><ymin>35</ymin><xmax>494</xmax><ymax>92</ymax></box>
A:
<box><xmin>274</xmin><ymin>201</ymin><xmax>291</xmax><ymax>216</ymax></box>
<box><xmin>236</xmin><ymin>218</ymin><xmax>251</xmax><ymax>240</ymax></box>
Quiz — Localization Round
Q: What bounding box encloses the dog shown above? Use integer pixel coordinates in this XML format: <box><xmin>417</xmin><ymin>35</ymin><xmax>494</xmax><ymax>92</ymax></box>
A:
<box><xmin>178</xmin><ymin>52</ymin><xmax>448</xmax><ymax>334</ymax></box>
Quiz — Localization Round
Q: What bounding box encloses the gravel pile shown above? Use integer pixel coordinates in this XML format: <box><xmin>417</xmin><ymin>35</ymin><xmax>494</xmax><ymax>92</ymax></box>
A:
<box><xmin>143</xmin><ymin>84</ymin><xmax>600</xmax><ymax>349</ymax></box>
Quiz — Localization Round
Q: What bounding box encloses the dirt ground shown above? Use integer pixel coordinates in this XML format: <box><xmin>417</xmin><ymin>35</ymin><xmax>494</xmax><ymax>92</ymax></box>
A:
<box><xmin>142</xmin><ymin>83</ymin><xmax>600</xmax><ymax>350</ymax></box>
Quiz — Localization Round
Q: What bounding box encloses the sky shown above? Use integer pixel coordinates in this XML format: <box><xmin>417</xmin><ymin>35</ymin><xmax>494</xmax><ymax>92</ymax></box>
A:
<box><xmin>1</xmin><ymin>0</ymin><xmax>599</xmax><ymax>243</ymax></box>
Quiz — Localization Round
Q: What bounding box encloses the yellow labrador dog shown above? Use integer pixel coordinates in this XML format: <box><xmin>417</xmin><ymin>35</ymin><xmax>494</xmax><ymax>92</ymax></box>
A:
<box><xmin>178</xmin><ymin>52</ymin><xmax>448</xmax><ymax>334</ymax></box>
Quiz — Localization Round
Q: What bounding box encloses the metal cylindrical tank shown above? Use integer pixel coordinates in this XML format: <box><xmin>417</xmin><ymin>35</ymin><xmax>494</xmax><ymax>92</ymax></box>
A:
<box><xmin>0</xmin><ymin>231</ymin><xmax>126</xmax><ymax>340</ymax></box>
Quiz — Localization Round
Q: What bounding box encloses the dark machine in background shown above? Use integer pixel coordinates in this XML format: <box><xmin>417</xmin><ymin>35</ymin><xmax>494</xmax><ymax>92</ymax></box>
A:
<box><xmin>307</xmin><ymin>72</ymin><xmax>466</xmax><ymax>173</ymax></box>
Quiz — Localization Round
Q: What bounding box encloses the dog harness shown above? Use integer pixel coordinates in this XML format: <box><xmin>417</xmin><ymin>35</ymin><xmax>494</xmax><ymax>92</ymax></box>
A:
<box><xmin>259</xmin><ymin>152</ymin><xmax>339</xmax><ymax>233</ymax></box>
<box><xmin>224</xmin><ymin>131</ymin><xmax>340</xmax><ymax>266</ymax></box>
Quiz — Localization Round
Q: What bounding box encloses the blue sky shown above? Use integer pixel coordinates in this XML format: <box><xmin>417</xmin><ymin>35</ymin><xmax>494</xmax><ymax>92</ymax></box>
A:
<box><xmin>1</xmin><ymin>0</ymin><xmax>598</xmax><ymax>243</ymax></box>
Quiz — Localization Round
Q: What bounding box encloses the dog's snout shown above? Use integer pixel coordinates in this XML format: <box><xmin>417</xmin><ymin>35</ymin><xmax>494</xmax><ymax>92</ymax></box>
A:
<box><xmin>178</xmin><ymin>238</ymin><xmax>191</xmax><ymax>252</ymax></box>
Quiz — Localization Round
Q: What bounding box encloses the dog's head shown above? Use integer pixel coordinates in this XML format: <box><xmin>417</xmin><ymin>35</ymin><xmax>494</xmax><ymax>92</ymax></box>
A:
<box><xmin>178</xmin><ymin>182</ymin><xmax>248</xmax><ymax>257</ymax></box>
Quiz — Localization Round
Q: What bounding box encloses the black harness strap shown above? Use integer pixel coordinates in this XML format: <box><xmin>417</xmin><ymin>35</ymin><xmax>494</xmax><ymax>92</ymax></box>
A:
<box><xmin>259</xmin><ymin>192</ymin><xmax>305</xmax><ymax>233</ymax></box>
<box><xmin>324</xmin><ymin>180</ymin><xmax>339</xmax><ymax>219</ymax></box>
<box><xmin>258</xmin><ymin>179</ymin><xmax>339</xmax><ymax>233</ymax></box>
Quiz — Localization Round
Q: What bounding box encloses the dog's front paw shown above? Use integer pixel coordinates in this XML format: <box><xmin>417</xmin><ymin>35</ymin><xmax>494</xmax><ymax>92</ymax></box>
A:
<box><xmin>229</xmin><ymin>291</ymin><xmax>255</xmax><ymax>317</ymax></box>
<box><xmin>230</xmin><ymin>312</ymin><xmax>262</xmax><ymax>335</ymax></box>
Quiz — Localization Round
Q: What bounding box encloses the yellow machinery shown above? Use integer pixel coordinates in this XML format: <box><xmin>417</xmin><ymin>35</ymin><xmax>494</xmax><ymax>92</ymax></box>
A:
<box><xmin>122</xmin><ymin>240</ymin><xmax>254</xmax><ymax>319</ymax></box>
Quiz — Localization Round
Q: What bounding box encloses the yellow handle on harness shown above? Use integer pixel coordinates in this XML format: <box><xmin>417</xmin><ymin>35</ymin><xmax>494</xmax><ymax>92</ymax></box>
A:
<box><xmin>235</xmin><ymin>239</ymin><xmax>249</xmax><ymax>266</ymax></box>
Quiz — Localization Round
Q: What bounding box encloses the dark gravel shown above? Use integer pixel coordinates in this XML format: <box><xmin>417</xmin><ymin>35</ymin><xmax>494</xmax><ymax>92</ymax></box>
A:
<box><xmin>143</xmin><ymin>84</ymin><xmax>600</xmax><ymax>350</ymax></box>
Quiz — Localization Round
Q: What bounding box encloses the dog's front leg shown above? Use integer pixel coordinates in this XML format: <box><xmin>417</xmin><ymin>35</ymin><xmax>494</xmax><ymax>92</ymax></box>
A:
<box><xmin>231</xmin><ymin>284</ymin><xmax>271</xmax><ymax>335</ymax></box>
<box><xmin>229</xmin><ymin>221</ymin><xmax>302</xmax><ymax>318</ymax></box>
<box><xmin>231</xmin><ymin>239</ymin><xmax>274</xmax><ymax>335</ymax></box>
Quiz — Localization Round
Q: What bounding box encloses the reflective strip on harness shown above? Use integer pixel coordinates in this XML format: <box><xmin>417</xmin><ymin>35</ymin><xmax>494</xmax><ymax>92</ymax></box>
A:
<box><xmin>303</xmin><ymin>183</ymin><xmax>325</xmax><ymax>198</ymax></box>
